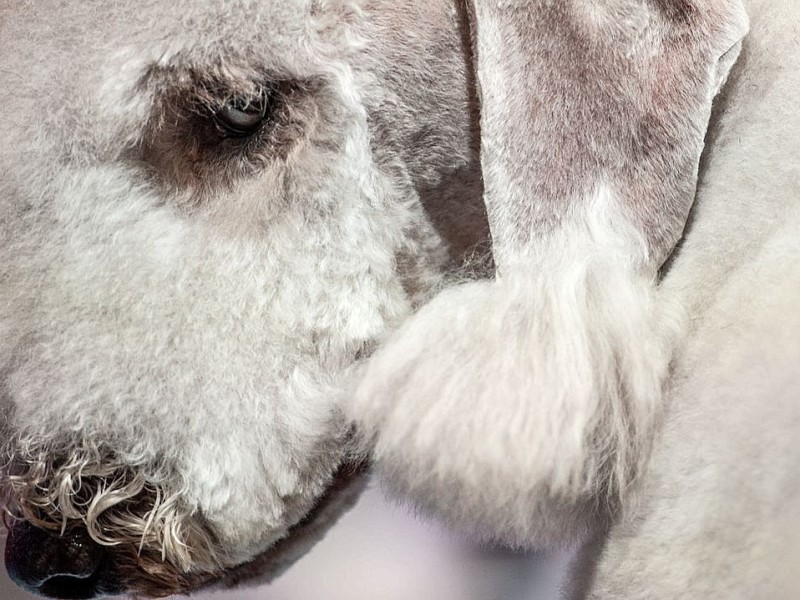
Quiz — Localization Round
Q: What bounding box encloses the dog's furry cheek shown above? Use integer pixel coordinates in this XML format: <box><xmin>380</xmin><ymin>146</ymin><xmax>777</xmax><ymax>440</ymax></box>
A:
<box><xmin>346</xmin><ymin>214</ymin><xmax>685</xmax><ymax>549</ymax></box>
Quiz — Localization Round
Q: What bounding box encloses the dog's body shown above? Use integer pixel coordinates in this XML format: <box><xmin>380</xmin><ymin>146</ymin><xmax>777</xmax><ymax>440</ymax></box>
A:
<box><xmin>0</xmin><ymin>0</ymin><xmax>797</xmax><ymax>598</ymax></box>
<box><xmin>574</xmin><ymin>3</ymin><xmax>800</xmax><ymax>596</ymax></box>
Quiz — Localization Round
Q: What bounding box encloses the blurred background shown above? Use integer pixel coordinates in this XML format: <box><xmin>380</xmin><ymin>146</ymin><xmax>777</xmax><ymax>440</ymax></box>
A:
<box><xmin>1</xmin><ymin>481</ymin><xmax>571</xmax><ymax>600</ymax></box>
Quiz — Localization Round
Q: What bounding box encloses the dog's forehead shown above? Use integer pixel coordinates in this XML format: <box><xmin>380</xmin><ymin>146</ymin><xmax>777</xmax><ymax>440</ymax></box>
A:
<box><xmin>8</xmin><ymin>2</ymin><xmax>336</xmax><ymax>93</ymax></box>
<box><xmin>1</xmin><ymin>0</ymin><xmax>457</xmax><ymax>131</ymax></box>
<box><xmin>0</xmin><ymin>0</ymin><xmax>363</xmax><ymax>170</ymax></box>
<box><xmin>3</xmin><ymin>1</ymin><xmax>362</xmax><ymax>110</ymax></box>
<box><xmin>20</xmin><ymin>0</ymin><xmax>319</xmax><ymax>53</ymax></box>
<box><xmin>5</xmin><ymin>0</ymin><xmax>455</xmax><ymax>69</ymax></box>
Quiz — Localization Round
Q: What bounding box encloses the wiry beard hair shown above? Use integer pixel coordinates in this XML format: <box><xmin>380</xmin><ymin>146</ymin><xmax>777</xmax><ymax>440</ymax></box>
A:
<box><xmin>1</xmin><ymin>436</ymin><xmax>222</xmax><ymax>597</ymax></box>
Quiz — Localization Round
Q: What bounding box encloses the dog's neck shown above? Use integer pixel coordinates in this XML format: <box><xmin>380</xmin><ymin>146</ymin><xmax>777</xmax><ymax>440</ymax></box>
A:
<box><xmin>663</xmin><ymin>0</ymin><xmax>800</xmax><ymax>321</ymax></box>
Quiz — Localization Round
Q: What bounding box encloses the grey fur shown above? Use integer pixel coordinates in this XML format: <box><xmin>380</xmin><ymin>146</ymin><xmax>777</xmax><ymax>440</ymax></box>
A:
<box><xmin>0</xmin><ymin>1</ymin><xmax>479</xmax><ymax>594</ymax></box>
<box><xmin>569</xmin><ymin>1</ymin><xmax>800</xmax><ymax>597</ymax></box>
<box><xmin>1</xmin><ymin>0</ymin><xmax>797</xmax><ymax>599</ymax></box>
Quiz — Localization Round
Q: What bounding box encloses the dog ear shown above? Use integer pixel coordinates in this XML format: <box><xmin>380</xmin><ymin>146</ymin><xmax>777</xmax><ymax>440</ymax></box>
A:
<box><xmin>468</xmin><ymin>0</ymin><xmax>748</xmax><ymax>270</ymax></box>
<box><xmin>349</xmin><ymin>1</ymin><xmax>748</xmax><ymax>549</ymax></box>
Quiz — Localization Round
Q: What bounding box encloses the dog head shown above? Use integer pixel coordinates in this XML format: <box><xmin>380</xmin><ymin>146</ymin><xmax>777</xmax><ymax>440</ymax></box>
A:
<box><xmin>0</xmin><ymin>1</ymin><xmax>484</xmax><ymax>597</ymax></box>
<box><xmin>1</xmin><ymin>0</ymin><xmax>750</xmax><ymax>598</ymax></box>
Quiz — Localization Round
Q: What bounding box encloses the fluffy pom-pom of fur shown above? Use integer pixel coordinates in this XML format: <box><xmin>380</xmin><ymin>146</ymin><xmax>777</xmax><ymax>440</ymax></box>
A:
<box><xmin>347</xmin><ymin>193</ymin><xmax>684</xmax><ymax>548</ymax></box>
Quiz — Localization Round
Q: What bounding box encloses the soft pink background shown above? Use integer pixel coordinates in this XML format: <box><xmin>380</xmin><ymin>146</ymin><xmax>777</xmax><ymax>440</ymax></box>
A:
<box><xmin>1</xmin><ymin>483</ymin><xmax>569</xmax><ymax>600</ymax></box>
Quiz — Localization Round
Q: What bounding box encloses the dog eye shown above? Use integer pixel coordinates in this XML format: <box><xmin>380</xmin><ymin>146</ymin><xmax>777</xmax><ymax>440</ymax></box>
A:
<box><xmin>214</xmin><ymin>94</ymin><xmax>271</xmax><ymax>137</ymax></box>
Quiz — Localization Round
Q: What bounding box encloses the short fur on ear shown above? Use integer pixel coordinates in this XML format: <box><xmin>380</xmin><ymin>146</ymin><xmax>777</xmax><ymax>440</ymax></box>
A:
<box><xmin>348</xmin><ymin>0</ymin><xmax>748</xmax><ymax>548</ymax></box>
<box><xmin>471</xmin><ymin>0</ymin><xmax>748</xmax><ymax>268</ymax></box>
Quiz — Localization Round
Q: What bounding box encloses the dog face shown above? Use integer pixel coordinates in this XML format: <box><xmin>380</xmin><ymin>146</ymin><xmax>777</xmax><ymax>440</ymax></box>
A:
<box><xmin>1</xmin><ymin>0</ymin><xmax>747</xmax><ymax>597</ymax></box>
<box><xmin>0</xmin><ymin>1</ymin><xmax>483</xmax><ymax>597</ymax></box>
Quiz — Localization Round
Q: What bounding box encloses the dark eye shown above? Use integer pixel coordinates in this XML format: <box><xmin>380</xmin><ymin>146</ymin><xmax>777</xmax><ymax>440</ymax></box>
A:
<box><xmin>214</xmin><ymin>93</ymin><xmax>271</xmax><ymax>137</ymax></box>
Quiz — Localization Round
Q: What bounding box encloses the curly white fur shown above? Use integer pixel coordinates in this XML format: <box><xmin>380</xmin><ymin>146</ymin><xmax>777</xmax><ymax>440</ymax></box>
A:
<box><xmin>2</xmin><ymin>440</ymin><xmax>218</xmax><ymax>574</ymax></box>
<box><xmin>0</xmin><ymin>2</ymin><xmax>463</xmax><ymax>592</ymax></box>
<box><xmin>6</xmin><ymin>1</ymin><xmax>797</xmax><ymax>599</ymax></box>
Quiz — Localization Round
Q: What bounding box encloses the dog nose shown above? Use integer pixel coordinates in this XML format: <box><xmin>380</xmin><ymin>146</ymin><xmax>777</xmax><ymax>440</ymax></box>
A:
<box><xmin>4</xmin><ymin>521</ymin><xmax>111</xmax><ymax>599</ymax></box>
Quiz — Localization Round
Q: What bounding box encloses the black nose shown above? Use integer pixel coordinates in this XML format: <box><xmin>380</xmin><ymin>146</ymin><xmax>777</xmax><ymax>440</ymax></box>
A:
<box><xmin>4</xmin><ymin>521</ymin><xmax>112</xmax><ymax>599</ymax></box>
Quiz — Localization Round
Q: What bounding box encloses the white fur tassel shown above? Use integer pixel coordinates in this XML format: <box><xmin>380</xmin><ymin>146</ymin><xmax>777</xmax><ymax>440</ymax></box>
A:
<box><xmin>347</xmin><ymin>189</ymin><xmax>685</xmax><ymax>548</ymax></box>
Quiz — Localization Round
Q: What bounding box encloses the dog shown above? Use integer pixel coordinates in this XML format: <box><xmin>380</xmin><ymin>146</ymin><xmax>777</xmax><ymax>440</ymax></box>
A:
<box><xmin>1</xmin><ymin>1</ymin><xmax>797</xmax><ymax>599</ymax></box>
